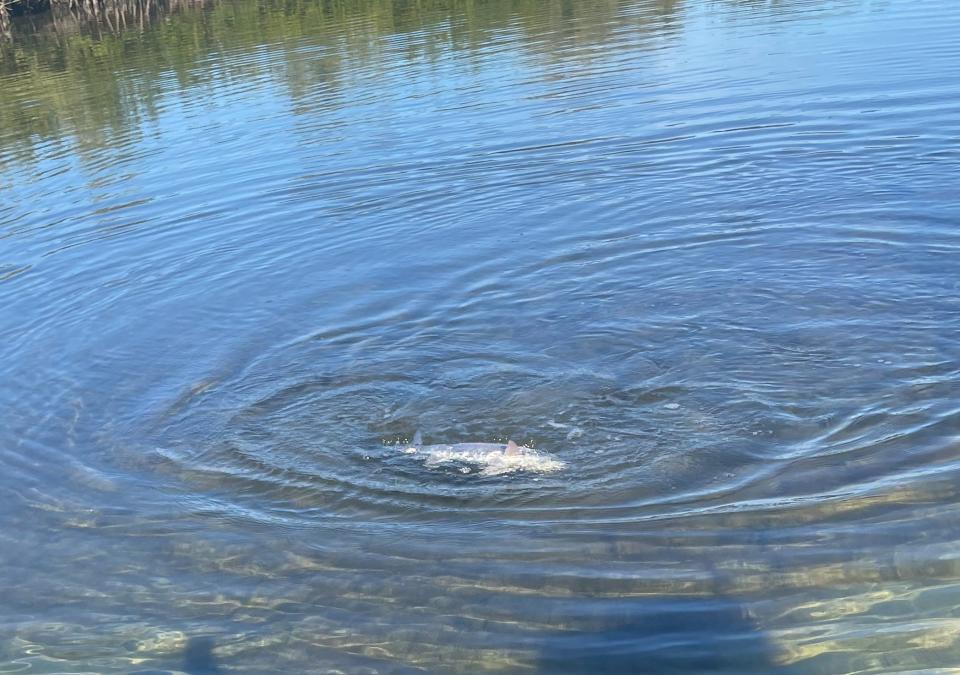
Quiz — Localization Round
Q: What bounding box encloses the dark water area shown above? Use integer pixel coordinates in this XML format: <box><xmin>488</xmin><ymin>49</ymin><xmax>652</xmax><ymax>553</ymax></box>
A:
<box><xmin>2</xmin><ymin>0</ymin><xmax>960</xmax><ymax>671</ymax></box>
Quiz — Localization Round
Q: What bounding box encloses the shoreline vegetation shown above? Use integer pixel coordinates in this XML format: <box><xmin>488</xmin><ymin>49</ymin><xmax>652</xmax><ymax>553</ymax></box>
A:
<box><xmin>1</xmin><ymin>0</ymin><xmax>204</xmax><ymax>33</ymax></box>
<box><xmin>0</xmin><ymin>0</ymin><xmax>679</xmax><ymax>36</ymax></box>
<box><xmin>2</xmin><ymin>0</ymin><xmax>48</xmax><ymax>32</ymax></box>
<box><xmin>3</xmin><ymin>0</ymin><xmax>679</xmax><ymax>166</ymax></box>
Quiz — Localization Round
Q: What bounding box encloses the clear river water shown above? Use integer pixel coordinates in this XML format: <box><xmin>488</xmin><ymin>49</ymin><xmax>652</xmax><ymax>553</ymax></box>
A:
<box><xmin>1</xmin><ymin>0</ymin><xmax>959</xmax><ymax>672</ymax></box>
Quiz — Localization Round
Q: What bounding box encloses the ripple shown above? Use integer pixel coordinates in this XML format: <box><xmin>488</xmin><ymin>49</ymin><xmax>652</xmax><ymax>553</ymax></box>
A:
<box><xmin>2</xmin><ymin>0</ymin><xmax>960</xmax><ymax>671</ymax></box>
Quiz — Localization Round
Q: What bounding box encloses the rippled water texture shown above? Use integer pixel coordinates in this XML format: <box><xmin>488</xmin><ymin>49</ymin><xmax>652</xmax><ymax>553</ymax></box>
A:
<box><xmin>2</xmin><ymin>0</ymin><xmax>960</xmax><ymax>671</ymax></box>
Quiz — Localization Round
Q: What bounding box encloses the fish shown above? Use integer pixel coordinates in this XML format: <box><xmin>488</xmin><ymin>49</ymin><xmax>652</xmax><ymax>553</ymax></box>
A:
<box><xmin>401</xmin><ymin>431</ymin><xmax>565</xmax><ymax>476</ymax></box>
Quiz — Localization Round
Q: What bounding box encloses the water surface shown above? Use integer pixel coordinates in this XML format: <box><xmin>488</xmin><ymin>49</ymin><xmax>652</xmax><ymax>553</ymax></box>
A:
<box><xmin>2</xmin><ymin>0</ymin><xmax>960</xmax><ymax>671</ymax></box>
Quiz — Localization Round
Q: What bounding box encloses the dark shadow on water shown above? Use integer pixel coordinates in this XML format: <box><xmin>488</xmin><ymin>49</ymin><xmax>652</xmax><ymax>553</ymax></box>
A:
<box><xmin>536</xmin><ymin>595</ymin><xmax>788</xmax><ymax>674</ymax></box>
<box><xmin>182</xmin><ymin>636</ymin><xmax>221</xmax><ymax>674</ymax></box>
<box><xmin>130</xmin><ymin>635</ymin><xmax>221</xmax><ymax>675</ymax></box>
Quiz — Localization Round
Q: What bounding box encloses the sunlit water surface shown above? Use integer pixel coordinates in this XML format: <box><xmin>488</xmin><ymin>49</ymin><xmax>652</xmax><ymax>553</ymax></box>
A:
<box><xmin>2</xmin><ymin>0</ymin><xmax>960</xmax><ymax>671</ymax></box>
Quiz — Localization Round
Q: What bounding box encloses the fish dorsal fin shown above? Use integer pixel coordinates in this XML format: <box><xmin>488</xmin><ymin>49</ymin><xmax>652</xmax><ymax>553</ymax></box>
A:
<box><xmin>505</xmin><ymin>440</ymin><xmax>520</xmax><ymax>456</ymax></box>
<box><xmin>412</xmin><ymin>430</ymin><xmax>423</xmax><ymax>446</ymax></box>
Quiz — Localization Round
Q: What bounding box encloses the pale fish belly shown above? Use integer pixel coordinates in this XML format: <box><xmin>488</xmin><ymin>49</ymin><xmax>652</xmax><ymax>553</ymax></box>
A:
<box><xmin>402</xmin><ymin>443</ymin><xmax>565</xmax><ymax>476</ymax></box>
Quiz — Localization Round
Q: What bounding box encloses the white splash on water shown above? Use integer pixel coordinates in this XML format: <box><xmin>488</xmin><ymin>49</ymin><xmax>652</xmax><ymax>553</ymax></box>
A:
<box><xmin>401</xmin><ymin>441</ymin><xmax>565</xmax><ymax>477</ymax></box>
